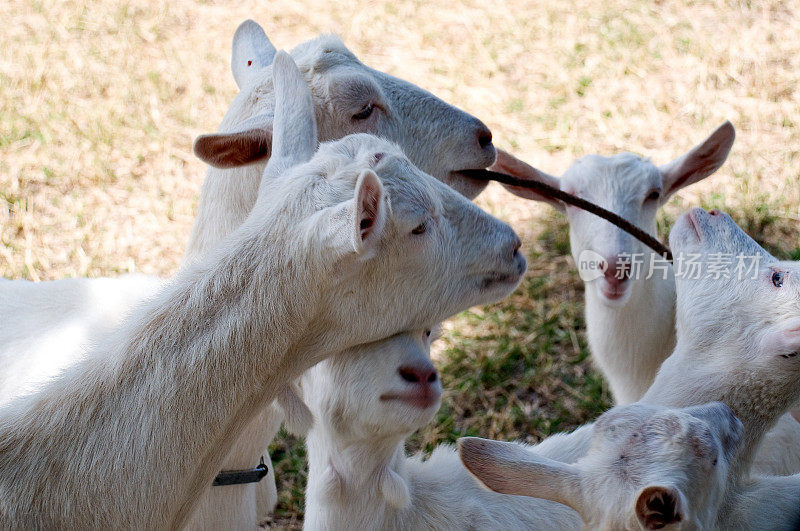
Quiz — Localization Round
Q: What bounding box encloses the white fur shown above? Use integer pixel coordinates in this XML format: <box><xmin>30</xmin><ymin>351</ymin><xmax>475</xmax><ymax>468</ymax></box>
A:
<box><xmin>300</xmin><ymin>330</ymin><xmax>579</xmax><ymax>530</ymax></box>
<box><xmin>495</xmin><ymin>124</ymin><xmax>800</xmax><ymax>476</ymax></box>
<box><xmin>460</xmin><ymin>402</ymin><xmax>744</xmax><ymax>530</ymax></box>
<box><xmin>0</xmin><ymin>20</ymin><xmax>502</xmax><ymax>528</ymax></box>
<box><xmin>0</xmin><ymin>53</ymin><xmax>524</xmax><ymax>529</ymax></box>
<box><xmin>0</xmin><ymin>274</ymin><xmax>163</xmax><ymax>404</ymax></box>
<box><xmin>464</xmin><ymin>210</ymin><xmax>800</xmax><ymax>529</ymax></box>
<box><xmin>493</xmin><ymin>122</ymin><xmax>735</xmax><ymax>405</ymax></box>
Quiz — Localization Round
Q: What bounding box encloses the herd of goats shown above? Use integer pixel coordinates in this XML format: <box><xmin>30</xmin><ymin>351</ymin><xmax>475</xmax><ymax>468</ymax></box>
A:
<box><xmin>1</xmin><ymin>18</ymin><xmax>799</xmax><ymax>531</ymax></box>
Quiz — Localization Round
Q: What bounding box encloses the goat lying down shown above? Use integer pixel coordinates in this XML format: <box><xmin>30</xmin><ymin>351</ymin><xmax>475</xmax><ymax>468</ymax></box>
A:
<box><xmin>0</xmin><ymin>52</ymin><xmax>525</xmax><ymax>529</ymax></box>
<box><xmin>461</xmin><ymin>402</ymin><xmax>743</xmax><ymax>530</ymax></box>
<box><xmin>290</xmin><ymin>318</ymin><xmax>743</xmax><ymax>529</ymax></box>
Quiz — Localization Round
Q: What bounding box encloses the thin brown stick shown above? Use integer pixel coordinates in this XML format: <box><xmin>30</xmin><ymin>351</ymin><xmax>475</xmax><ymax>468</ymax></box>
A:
<box><xmin>460</xmin><ymin>169</ymin><xmax>673</xmax><ymax>263</ymax></box>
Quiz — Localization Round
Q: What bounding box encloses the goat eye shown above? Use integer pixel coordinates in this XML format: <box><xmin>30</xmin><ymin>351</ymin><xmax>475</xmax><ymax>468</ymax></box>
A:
<box><xmin>411</xmin><ymin>222</ymin><xmax>427</xmax><ymax>235</ymax></box>
<box><xmin>646</xmin><ymin>190</ymin><xmax>661</xmax><ymax>202</ymax></box>
<box><xmin>352</xmin><ymin>103</ymin><xmax>374</xmax><ymax>120</ymax></box>
<box><xmin>772</xmin><ymin>271</ymin><xmax>785</xmax><ymax>287</ymax></box>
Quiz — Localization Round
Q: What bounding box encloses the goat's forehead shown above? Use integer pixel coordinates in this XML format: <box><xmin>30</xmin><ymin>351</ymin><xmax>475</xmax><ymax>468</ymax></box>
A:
<box><xmin>563</xmin><ymin>153</ymin><xmax>660</xmax><ymax>192</ymax></box>
<box><xmin>698</xmin><ymin>215</ymin><xmax>772</xmax><ymax>258</ymax></box>
<box><xmin>290</xmin><ymin>34</ymin><xmax>361</xmax><ymax>73</ymax></box>
<box><xmin>380</xmin><ymin>159</ymin><xmax>441</xmax><ymax>214</ymax></box>
<box><xmin>319</xmin><ymin>133</ymin><xmax>400</xmax><ymax>159</ymax></box>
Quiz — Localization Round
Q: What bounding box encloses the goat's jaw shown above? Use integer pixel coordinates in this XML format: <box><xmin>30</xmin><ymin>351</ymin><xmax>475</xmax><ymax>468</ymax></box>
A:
<box><xmin>446</xmin><ymin>170</ymin><xmax>490</xmax><ymax>199</ymax></box>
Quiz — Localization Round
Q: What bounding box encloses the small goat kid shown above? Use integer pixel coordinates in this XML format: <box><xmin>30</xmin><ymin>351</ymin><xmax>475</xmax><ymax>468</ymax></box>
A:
<box><xmin>492</xmin><ymin>122</ymin><xmax>734</xmax><ymax>405</ymax></box>
<box><xmin>300</xmin><ymin>329</ymin><xmax>580</xmax><ymax>530</ymax></box>
<box><xmin>459</xmin><ymin>402</ymin><xmax>744</xmax><ymax>530</ymax></box>
<box><xmin>644</xmin><ymin>208</ymin><xmax>800</xmax><ymax>480</ymax></box>
<box><xmin>0</xmin><ymin>53</ymin><xmax>525</xmax><ymax>529</ymax></box>
<box><xmin>461</xmin><ymin>210</ymin><xmax>800</xmax><ymax>529</ymax></box>
<box><xmin>494</xmin><ymin>126</ymin><xmax>800</xmax><ymax>476</ymax></box>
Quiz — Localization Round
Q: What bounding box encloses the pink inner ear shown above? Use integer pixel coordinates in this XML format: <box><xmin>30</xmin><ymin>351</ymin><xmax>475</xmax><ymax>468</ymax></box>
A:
<box><xmin>762</xmin><ymin>318</ymin><xmax>800</xmax><ymax>356</ymax></box>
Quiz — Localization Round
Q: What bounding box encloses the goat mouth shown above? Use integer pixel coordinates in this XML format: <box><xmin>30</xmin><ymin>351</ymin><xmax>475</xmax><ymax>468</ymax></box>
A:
<box><xmin>480</xmin><ymin>253</ymin><xmax>527</xmax><ymax>290</ymax></box>
<box><xmin>380</xmin><ymin>391</ymin><xmax>441</xmax><ymax>410</ymax></box>
<box><xmin>598</xmin><ymin>279</ymin><xmax>631</xmax><ymax>303</ymax></box>
<box><xmin>480</xmin><ymin>271</ymin><xmax>521</xmax><ymax>290</ymax></box>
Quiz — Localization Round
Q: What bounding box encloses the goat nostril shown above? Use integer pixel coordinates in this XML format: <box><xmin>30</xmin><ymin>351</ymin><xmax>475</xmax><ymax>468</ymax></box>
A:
<box><xmin>477</xmin><ymin>126</ymin><xmax>493</xmax><ymax>150</ymax></box>
<box><xmin>398</xmin><ymin>367</ymin><xmax>420</xmax><ymax>383</ymax></box>
<box><xmin>399</xmin><ymin>365</ymin><xmax>438</xmax><ymax>385</ymax></box>
<box><xmin>508</xmin><ymin>237</ymin><xmax>522</xmax><ymax>260</ymax></box>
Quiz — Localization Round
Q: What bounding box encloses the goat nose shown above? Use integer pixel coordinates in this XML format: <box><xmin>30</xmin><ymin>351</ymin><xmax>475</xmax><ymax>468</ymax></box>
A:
<box><xmin>398</xmin><ymin>365</ymin><xmax>438</xmax><ymax>385</ymax></box>
<box><xmin>476</xmin><ymin>122</ymin><xmax>493</xmax><ymax>150</ymax></box>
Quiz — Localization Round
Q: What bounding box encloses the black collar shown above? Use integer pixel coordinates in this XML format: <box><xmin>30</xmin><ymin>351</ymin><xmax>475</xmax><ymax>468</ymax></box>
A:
<box><xmin>212</xmin><ymin>456</ymin><xmax>269</xmax><ymax>486</ymax></box>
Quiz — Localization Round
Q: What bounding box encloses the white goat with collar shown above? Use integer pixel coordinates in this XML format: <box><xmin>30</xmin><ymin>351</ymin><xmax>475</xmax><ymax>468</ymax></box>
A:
<box><xmin>0</xmin><ymin>19</ymin><xmax>502</xmax><ymax>527</ymax></box>
<box><xmin>0</xmin><ymin>52</ymin><xmax>525</xmax><ymax>529</ymax></box>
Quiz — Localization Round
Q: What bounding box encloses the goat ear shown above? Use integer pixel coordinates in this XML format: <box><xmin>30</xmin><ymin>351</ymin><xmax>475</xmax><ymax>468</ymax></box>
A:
<box><xmin>659</xmin><ymin>121</ymin><xmax>735</xmax><ymax>199</ymax></box>
<box><xmin>231</xmin><ymin>20</ymin><xmax>276</xmax><ymax>90</ymax></box>
<box><xmin>490</xmin><ymin>149</ymin><xmax>564</xmax><ymax>212</ymax></box>
<box><xmin>458</xmin><ymin>437</ymin><xmax>583</xmax><ymax>512</ymax></box>
<box><xmin>193</xmin><ymin>119</ymin><xmax>273</xmax><ymax>169</ymax></box>
<box><xmin>352</xmin><ymin>169</ymin><xmax>386</xmax><ymax>256</ymax></box>
<box><xmin>264</xmin><ymin>51</ymin><xmax>317</xmax><ymax>179</ymax></box>
<box><xmin>635</xmin><ymin>485</ymin><xmax>684</xmax><ymax>530</ymax></box>
<box><xmin>379</xmin><ymin>466</ymin><xmax>411</xmax><ymax>509</ymax></box>
<box><xmin>314</xmin><ymin>170</ymin><xmax>385</xmax><ymax>260</ymax></box>
<box><xmin>760</xmin><ymin>316</ymin><xmax>800</xmax><ymax>359</ymax></box>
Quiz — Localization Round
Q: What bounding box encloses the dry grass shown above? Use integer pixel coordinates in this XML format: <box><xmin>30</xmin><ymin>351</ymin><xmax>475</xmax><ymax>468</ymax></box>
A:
<box><xmin>2</xmin><ymin>0</ymin><xmax>799</xmax><ymax>526</ymax></box>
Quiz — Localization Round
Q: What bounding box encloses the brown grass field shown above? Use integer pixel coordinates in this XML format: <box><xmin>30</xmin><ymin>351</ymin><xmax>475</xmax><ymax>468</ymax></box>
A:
<box><xmin>2</xmin><ymin>0</ymin><xmax>799</xmax><ymax>526</ymax></box>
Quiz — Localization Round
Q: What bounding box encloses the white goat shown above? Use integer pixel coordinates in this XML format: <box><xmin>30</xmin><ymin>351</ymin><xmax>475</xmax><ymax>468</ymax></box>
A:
<box><xmin>299</xmin><ymin>329</ymin><xmax>580</xmax><ymax>530</ymax></box>
<box><xmin>494</xmin><ymin>127</ymin><xmax>800</xmax><ymax>475</ymax></box>
<box><xmin>492</xmin><ymin>122</ymin><xmax>734</xmax><ymax>405</ymax></box>
<box><xmin>0</xmin><ymin>52</ymin><xmax>525</xmax><ymax>529</ymax></box>
<box><xmin>460</xmin><ymin>401</ymin><xmax>744</xmax><ymax>530</ymax></box>
<box><xmin>0</xmin><ymin>274</ymin><xmax>163</xmax><ymax>404</ymax></box>
<box><xmin>643</xmin><ymin>208</ymin><xmax>800</xmax><ymax>479</ymax></box>
<box><xmin>462</xmin><ymin>209</ymin><xmax>800</xmax><ymax>529</ymax></box>
<box><xmin>0</xmin><ymin>19</ymin><xmax>501</xmax><ymax>526</ymax></box>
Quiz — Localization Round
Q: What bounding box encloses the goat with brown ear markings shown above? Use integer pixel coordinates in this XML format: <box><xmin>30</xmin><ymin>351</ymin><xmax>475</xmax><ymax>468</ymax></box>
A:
<box><xmin>460</xmin><ymin>402</ymin><xmax>743</xmax><ymax>530</ymax></box>
<box><xmin>0</xmin><ymin>52</ymin><xmax>525</xmax><ymax>530</ymax></box>
<box><xmin>0</xmin><ymin>18</ymin><xmax>507</xmax><ymax>527</ymax></box>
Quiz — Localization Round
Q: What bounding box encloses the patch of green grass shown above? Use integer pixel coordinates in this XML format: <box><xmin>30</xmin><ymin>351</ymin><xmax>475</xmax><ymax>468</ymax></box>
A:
<box><xmin>269</xmin><ymin>429</ymin><xmax>308</xmax><ymax>520</ymax></box>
